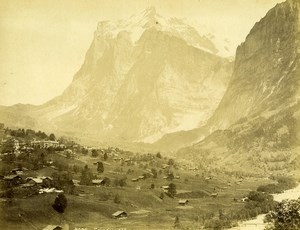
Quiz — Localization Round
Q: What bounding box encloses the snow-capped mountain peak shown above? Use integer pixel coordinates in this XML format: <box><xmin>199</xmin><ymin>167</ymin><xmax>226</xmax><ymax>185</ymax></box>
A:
<box><xmin>96</xmin><ymin>7</ymin><xmax>232</xmax><ymax>57</ymax></box>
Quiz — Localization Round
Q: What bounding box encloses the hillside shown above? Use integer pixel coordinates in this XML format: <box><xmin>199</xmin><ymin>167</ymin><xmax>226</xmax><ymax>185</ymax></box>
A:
<box><xmin>177</xmin><ymin>0</ymin><xmax>300</xmax><ymax>171</ymax></box>
<box><xmin>0</xmin><ymin>126</ymin><xmax>286</xmax><ymax>229</ymax></box>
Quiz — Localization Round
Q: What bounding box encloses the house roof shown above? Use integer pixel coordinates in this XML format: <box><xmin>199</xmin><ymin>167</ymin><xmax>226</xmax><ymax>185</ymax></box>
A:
<box><xmin>41</xmin><ymin>176</ymin><xmax>53</xmax><ymax>180</ymax></box>
<box><xmin>178</xmin><ymin>199</ymin><xmax>188</xmax><ymax>204</ymax></box>
<box><xmin>11</xmin><ymin>168</ymin><xmax>23</xmax><ymax>171</ymax></box>
<box><xmin>26</xmin><ymin>177</ymin><xmax>43</xmax><ymax>184</ymax></box>
<box><xmin>162</xmin><ymin>186</ymin><xmax>169</xmax><ymax>189</ymax></box>
<box><xmin>42</xmin><ymin>225</ymin><xmax>62</xmax><ymax>230</ymax></box>
<box><xmin>4</xmin><ymin>175</ymin><xmax>22</xmax><ymax>180</ymax></box>
<box><xmin>112</xmin><ymin>211</ymin><xmax>127</xmax><ymax>217</ymax></box>
<box><xmin>92</xmin><ymin>179</ymin><xmax>104</xmax><ymax>184</ymax></box>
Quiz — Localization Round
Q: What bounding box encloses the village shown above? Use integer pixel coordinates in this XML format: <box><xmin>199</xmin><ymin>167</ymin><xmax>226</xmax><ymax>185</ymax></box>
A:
<box><xmin>0</xmin><ymin>124</ymin><xmax>296</xmax><ymax>229</ymax></box>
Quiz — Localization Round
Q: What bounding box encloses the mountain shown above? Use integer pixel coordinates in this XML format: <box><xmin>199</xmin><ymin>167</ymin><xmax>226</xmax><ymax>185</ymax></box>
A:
<box><xmin>177</xmin><ymin>0</ymin><xmax>300</xmax><ymax>172</ymax></box>
<box><xmin>0</xmin><ymin>7</ymin><xmax>233</xmax><ymax>144</ymax></box>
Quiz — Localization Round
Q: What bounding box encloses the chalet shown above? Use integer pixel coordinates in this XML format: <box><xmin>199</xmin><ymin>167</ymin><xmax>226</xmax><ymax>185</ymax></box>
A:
<box><xmin>131</xmin><ymin>178</ymin><xmax>139</xmax><ymax>182</ymax></box>
<box><xmin>31</xmin><ymin>140</ymin><xmax>59</xmax><ymax>148</ymax></box>
<box><xmin>13</xmin><ymin>139</ymin><xmax>20</xmax><ymax>150</ymax></box>
<box><xmin>241</xmin><ymin>197</ymin><xmax>249</xmax><ymax>202</ymax></box>
<box><xmin>11</xmin><ymin>168</ymin><xmax>24</xmax><ymax>175</ymax></box>
<box><xmin>189</xmin><ymin>167</ymin><xmax>198</xmax><ymax>171</ymax></box>
<box><xmin>46</xmin><ymin>159</ymin><xmax>54</xmax><ymax>165</ymax></box>
<box><xmin>161</xmin><ymin>185</ymin><xmax>169</xmax><ymax>193</ymax></box>
<box><xmin>26</xmin><ymin>177</ymin><xmax>43</xmax><ymax>187</ymax></box>
<box><xmin>211</xmin><ymin>193</ymin><xmax>218</xmax><ymax>198</ymax></box>
<box><xmin>163</xmin><ymin>176</ymin><xmax>168</xmax><ymax>179</ymax></box>
<box><xmin>42</xmin><ymin>225</ymin><xmax>62</xmax><ymax>230</ymax></box>
<box><xmin>124</xmin><ymin>159</ymin><xmax>131</xmax><ymax>162</ymax></box>
<box><xmin>41</xmin><ymin>176</ymin><xmax>53</xmax><ymax>187</ymax></box>
<box><xmin>3</xmin><ymin>175</ymin><xmax>23</xmax><ymax>185</ymax></box>
<box><xmin>72</xmin><ymin>179</ymin><xmax>80</xmax><ymax>186</ymax></box>
<box><xmin>112</xmin><ymin>210</ymin><xmax>127</xmax><ymax>219</ymax></box>
<box><xmin>178</xmin><ymin>199</ymin><xmax>189</xmax><ymax>206</ymax></box>
<box><xmin>175</xmin><ymin>175</ymin><xmax>180</xmax><ymax>179</ymax></box>
<box><xmin>162</xmin><ymin>164</ymin><xmax>169</xmax><ymax>169</ymax></box>
<box><xmin>138</xmin><ymin>176</ymin><xmax>145</xmax><ymax>180</ymax></box>
<box><xmin>92</xmin><ymin>179</ymin><xmax>105</xmax><ymax>186</ymax></box>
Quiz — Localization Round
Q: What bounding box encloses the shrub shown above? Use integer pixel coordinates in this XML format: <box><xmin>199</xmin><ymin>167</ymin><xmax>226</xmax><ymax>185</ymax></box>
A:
<box><xmin>52</xmin><ymin>193</ymin><xmax>67</xmax><ymax>213</ymax></box>
<box><xmin>114</xmin><ymin>194</ymin><xmax>121</xmax><ymax>204</ymax></box>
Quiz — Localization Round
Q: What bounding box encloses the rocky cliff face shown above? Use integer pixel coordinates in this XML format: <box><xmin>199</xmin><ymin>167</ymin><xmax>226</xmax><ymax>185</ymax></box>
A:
<box><xmin>207</xmin><ymin>0</ymin><xmax>300</xmax><ymax>131</ymax></box>
<box><xmin>0</xmin><ymin>7</ymin><xmax>233</xmax><ymax>143</ymax></box>
<box><xmin>177</xmin><ymin>0</ymin><xmax>300</xmax><ymax>172</ymax></box>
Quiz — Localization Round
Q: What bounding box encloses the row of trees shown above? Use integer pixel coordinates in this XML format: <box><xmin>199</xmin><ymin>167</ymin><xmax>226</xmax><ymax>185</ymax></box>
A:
<box><xmin>4</xmin><ymin>128</ymin><xmax>56</xmax><ymax>140</ymax></box>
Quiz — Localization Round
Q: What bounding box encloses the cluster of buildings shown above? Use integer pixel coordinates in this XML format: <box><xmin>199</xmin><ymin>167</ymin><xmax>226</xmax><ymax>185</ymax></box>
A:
<box><xmin>30</xmin><ymin>139</ymin><xmax>61</xmax><ymax>148</ymax></box>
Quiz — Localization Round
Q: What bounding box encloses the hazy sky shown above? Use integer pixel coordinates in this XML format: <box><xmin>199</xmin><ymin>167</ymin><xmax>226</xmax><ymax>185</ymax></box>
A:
<box><xmin>0</xmin><ymin>0</ymin><xmax>284</xmax><ymax>106</ymax></box>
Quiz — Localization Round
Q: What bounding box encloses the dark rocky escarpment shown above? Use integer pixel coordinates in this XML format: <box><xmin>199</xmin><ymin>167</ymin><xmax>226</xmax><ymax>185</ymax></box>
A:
<box><xmin>177</xmin><ymin>0</ymin><xmax>300</xmax><ymax>172</ymax></box>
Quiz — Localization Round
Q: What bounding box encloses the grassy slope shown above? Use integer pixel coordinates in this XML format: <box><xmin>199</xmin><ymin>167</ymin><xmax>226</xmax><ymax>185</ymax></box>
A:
<box><xmin>0</xmin><ymin>150</ymin><xmax>275</xmax><ymax>229</ymax></box>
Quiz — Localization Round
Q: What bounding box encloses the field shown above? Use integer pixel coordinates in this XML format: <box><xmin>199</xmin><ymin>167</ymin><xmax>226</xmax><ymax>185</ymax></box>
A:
<box><xmin>0</xmin><ymin>149</ymin><xmax>277</xmax><ymax>229</ymax></box>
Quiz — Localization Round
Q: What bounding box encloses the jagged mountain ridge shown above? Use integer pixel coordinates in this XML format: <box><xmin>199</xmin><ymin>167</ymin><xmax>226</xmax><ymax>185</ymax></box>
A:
<box><xmin>177</xmin><ymin>0</ymin><xmax>300</xmax><ymax>172</ymax></box>
<box><xmin>0</xmin><ymin>7</ymin><xmax>233</xmax><ymax>143</ymax></box>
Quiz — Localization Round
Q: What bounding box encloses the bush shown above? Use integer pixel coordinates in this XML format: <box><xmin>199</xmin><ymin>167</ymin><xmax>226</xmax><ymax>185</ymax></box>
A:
<box><xmin>114</xmin><ymin>194</ymin><xmax>121</xmax><ymax>204</ymax></box>
<box><xmin>113</xmin><ymin>177</ymin><xmax>127</xmax><ymax>187</ymax></box>
<box><xmin>168</xmin><ymin>183</ymin><xmax>176</xmax><ymax>197</ymax></box>
<box><xmin>91</xmin><ymin>149</ymin><xmax>99</xmax><ymax>157</ymax></box>
<box><xmin>97</xmin><ymin>162</ymin><xmax>104</xmax><ymax>173</ymax></box>
<box><xmin>265</xmin><ymin>198</ymin><xmax>300</xmax><ymax>230</ymax></box>
<box><xmin>52</xmin><ymin>193</ymin><xmax>67</xmax><ymax>213</ymax></box>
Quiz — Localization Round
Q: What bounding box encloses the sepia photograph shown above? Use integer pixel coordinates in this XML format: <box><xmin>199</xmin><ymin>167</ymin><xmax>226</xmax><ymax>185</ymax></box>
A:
<box><xmin>0</xmin><ymin>0</ymin><xmax>300</xmax><ymax>229</ymax></box>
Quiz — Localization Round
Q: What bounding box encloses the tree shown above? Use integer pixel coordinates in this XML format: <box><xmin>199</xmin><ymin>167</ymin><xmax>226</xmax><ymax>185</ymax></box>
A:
<box><xmin>103</xmin><ymin>177</ymin><xmax>111</xmax><ymax>187</ymax></box>
<box><xmin>168</xmin><ymin>183</ymin><xmax>176</xmax><ymax>197</ymax></box>
<box><xmin>219</xmin><ymin>209</ymin><xmax>225</xmax><ymax>220</ymax></box>
<box><xmin>151</xmin><ymin>168</ymin><xmax>158</xmax><ymax>178</ymax></box>
<box><xmin>174</xmin><ymin>216</ymin><xmax>180</xmax><ymax>229</ymax></box>
<box><xmin>2</xmin><ymin>153</ymin><xmax>16</xmax><ymax>163</ymax></box>
<box><xmin>150</xmin><ymin>183</ymin><xmax>155</xmax><ymax>189</ymax></box>
<box><xmin>81</xmin><ymin>148</ymin><xmax>88</xmax><ymax>155</ymax></box>
<box><xmin>80</xmin><ymin>165</ymin><xmax>93</xmax><ymax>185</ymax></box>
<box><xmin>156</xmin><ymin>152</ymin><xmax>162</xmax><ymax>158</ymax></box>
<box><xmin>265</xmin><ymin>198</ymin><xmax>300</xmax><ymax>230</ymax></box>
<box><xmin>1</xmin><ymin>138</ymin><xmax>15</xmax><ymax>154</ymax></box>
<box><xmin>114</xmin><ymin>194</ymin><xmax>121</xmax><ymax>204</ymax></box>
<box><xmin>113</xmin><ymin>177</ymin><xmax>127</xmax><ymax>187</ymax></box>
<box><xmin>49</xmin><ymin>133</ymin><xmax>56</xmax><ymax>141</ymax></box>
<box><xmin>103</xmin><ymin>152</ymin><xmax>108</xmax><ymax>161</ymax></box>
<box><xmin>97</xmin><ymin>162</ymin><xmax>104</xmax><ymax>173</ymax></box>
<box><xmin>159</xmin><ymin>192</ymin><xmax>164</xmax><ymax>200</ymax></box>
<box><xmin>91</xmin><ymin>149</ymin><xmax>99</xmax><ymax>157</ymax></box>
<box><xmin>167</xmin><ymin>172</ymin><xmax>175</xmax><ymax>181</ymax></box>
<box><xmin>168</xmin><ymin>158</ymin><xmax>175</xmax><ymax>166</ymax></box>
<box><xmin>52</xmin><ymin>193</ymin><xmax>67</xmax><ymax>213</ymax></box>
<box><xmin>0</xmin><ymin>123</ymin><xmax>4</xmax><ymax>129</ymax></box>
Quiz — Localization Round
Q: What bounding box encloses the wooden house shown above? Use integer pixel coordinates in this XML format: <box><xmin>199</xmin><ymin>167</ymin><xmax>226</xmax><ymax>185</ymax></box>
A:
<box><xmin>178</xmin><ymin>199</ymin><xmax>189</xmax><ymax>206</ymax></box>
<box><xmin>4</xmin><ymin>175</ymin><xmax>23</xmax><ymax>186</ymax></box>
<box><xmin>112</xmin><ymin>210</ymin><xmax>127</xmax><ymax>219</ymax></box>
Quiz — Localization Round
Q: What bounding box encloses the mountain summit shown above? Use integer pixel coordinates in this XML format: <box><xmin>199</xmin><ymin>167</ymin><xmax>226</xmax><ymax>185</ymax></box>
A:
<box><xmin>0</xmin><ymin>8</ymin><xmax>233</xmax><ymax>144</ymax></box>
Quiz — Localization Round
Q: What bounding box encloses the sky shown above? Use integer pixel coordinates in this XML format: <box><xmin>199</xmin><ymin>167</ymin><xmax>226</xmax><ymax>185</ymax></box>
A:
<box><xmin>0</xmin><ymin>0</ymin><xmax>284</xmax><ymax>106</ymax></box>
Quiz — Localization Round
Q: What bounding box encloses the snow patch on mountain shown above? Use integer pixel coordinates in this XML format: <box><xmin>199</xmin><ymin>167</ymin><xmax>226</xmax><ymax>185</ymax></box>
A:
<box><xmin>96</xmin><ymin>7</ymin><xmax>235</xmax><ymax>57</ymax></box>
